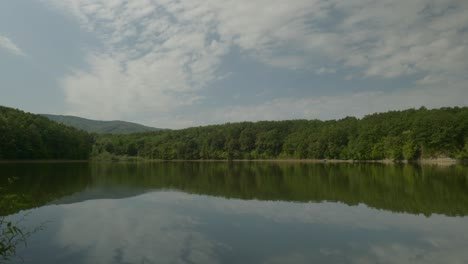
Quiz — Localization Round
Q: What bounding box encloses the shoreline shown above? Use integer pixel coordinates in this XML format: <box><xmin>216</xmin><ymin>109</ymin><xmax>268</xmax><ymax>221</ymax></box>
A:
<box><xmin>0</xmin><ymin>160</ymin><xmax>89</xmax><ymax>164</ymax></box>
<box><xmin>0</xmin><ymin>158</ymin><xmax>463</xmax><ymax>166</ymax></box>
<box><xmin>162</xmin><ymin>158</ymin><xmax>462</xmax><ymax>166</ymax></box>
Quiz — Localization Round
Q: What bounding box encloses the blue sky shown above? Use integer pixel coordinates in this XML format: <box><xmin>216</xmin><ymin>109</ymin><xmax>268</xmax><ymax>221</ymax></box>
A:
<box><xmin>1</xmin><ymin>0</ymin><xmax>467</xmax><ymax>128</ymax></box>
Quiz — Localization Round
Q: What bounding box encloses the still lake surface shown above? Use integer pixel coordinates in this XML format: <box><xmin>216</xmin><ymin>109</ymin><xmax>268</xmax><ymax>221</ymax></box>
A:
<box><xmin>1</xmin><ymin>162</ymin><xmax>468</xmax><ymax>264</ymax></box>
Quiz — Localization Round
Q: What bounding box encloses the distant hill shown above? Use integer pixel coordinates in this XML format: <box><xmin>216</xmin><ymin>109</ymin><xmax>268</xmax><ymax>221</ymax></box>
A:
<box><xmin>42</xmin><ymin>114</ymin><xmax>161</xmax><ymax>134</ymax></box>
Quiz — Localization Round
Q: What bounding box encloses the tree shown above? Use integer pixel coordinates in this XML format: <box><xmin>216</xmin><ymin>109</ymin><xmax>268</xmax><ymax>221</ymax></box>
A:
<box><xmin>90</xmin><ymin>107</ymin><xmax>468</xmax><ymax>161</ymax></box>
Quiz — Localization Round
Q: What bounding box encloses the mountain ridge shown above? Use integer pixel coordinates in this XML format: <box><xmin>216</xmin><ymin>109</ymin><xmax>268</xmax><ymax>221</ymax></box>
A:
<box><xmin>42</xmin><ymin>114</ymin><xmax>162</xmax><ymax>134</ymax></box>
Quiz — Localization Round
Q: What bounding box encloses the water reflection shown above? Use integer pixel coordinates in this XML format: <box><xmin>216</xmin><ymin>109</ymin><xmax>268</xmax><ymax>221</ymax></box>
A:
<box><xmin>11</xmin><ymin>192</ymin><xmax>468</xmax><ymax>264</ymax></box>
<box><xmin>1</xmin><ymin>162</ymin><xmax>468</xmax><ymax>216</ymax></box>
<box><xmin>1</xmin><ymin>162</ymin><xmax>468</xmax><ymax>263</ymax></box>
<box><xmin>0</xmin><ymin>190</ymin><xmax>46</xmax><ymax>263</ymax></box>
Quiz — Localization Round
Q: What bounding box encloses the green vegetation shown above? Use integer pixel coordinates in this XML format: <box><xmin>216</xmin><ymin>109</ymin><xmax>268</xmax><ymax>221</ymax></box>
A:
<box><xmin>0</xmin><ymin>106</ymin><xmax>93</xmax><ymax>160</ymax></box>
<box><xmin>1</xmin><ymin>162</ymin><xmax>468</xmax><ymax>217</ymax></box>
<box><xmin>0</xmin><ymin>216</ymin><xmax>29</xmax><ymax>263</ymax></box>
<box><xmin>2</xmin><ymin>105</ymin><xmax>468</xmax><ymax>161</ymax></box>
<box><xmin>93</xmin><ymin>106</ymin><xmax>468</xmax><ymax>161</ymax></box>
<box><xmin>43</xmin><ymin>114</ymin><xmax>162</xmax><ymax>134</ymax></box>
<box><xmin>0</xmin><ymin>178</ymin><xmax>44</xmax><ymax>263</ymax></box>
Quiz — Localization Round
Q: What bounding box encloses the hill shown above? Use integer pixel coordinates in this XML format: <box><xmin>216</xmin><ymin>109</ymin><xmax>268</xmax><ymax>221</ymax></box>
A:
<box><xmin>0</xmin><ymin>106</ymin><xmax>92</xmax><ymax>160</ymax></box>
<box><xmin>93</xmin><ymin>106</ymin><xmax>468</xmax><ymax>161</ymax></box>
<box><xmin>42</xmin><ymin>114</ymin><xmax>161</xmax><ymax>134</ymax></box>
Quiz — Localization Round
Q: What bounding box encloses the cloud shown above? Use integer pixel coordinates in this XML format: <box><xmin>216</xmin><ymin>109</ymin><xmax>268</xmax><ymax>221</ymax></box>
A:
<box><xmin>42</xmin><ymin>0</ymin><xmax>231</xmax><ymax>122</ymax></box>
<box><xmin>0</xmin><ymin>34</ymin><xmax>25</xmax><ymax>56</ymax></box>
<box><xmin>316</xmin><ymin>67</ymin><xmax>336</xmax><ymax>75</ymax></box>
<box><xmin>177</xmin><ymin>79</ymin><xmax>468</xmax><ymax>127</ymax></box>
<box><xmin>196</xmin><ymin>0</ymin><xmax>468</xmax><ymax>80</ymax></box>
<box><xmin>49</xmin><ymin>191</ymin><xmax>468</xmax><ymax>264</ymax></box>
<box><xmin>187</xmin><ymin>194</ymin><xmax>468</xmax><ymax>264</ymax></box>
<box><xmin>61</xmin><ymin>53</ymin><xmax>204</xmax><ymax>120</ymax></box>
<box><xmin>54</xmin><ymin>193</ymin><xmax>223</xmax><ymax>264</ymax></box>
<box><xmin>349</xmin><ymin>242</ymin><xmax>468</xmax><ymax>264</ymax></box>
<box><xmin>39</xmin><ymin>0</ymin><xmax>468</xmax><ymax>127</ymax></box>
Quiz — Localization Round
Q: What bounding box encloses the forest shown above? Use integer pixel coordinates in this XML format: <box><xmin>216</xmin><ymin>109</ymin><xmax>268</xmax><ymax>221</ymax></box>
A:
<box><xmin>1</xmin><ymin>105</ymin><xmax>467</xmax><ymax>161</ymax></box>
<box><xmin>0</xmin><ymin>106</ymin><xmax>93</xmax><ymax>160</ymax></box>
<box><xmin>93</xmin><ymin>106</ymin><xmax>468</xmax><ymax>161</ymax></box>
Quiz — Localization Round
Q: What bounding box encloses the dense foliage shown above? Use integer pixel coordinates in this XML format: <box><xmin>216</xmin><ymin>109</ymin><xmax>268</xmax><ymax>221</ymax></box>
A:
<box><xmin>0</xmin><ymin>106</ymin><xmax>93</xmax><ymax>160</ymax></box>
<box><xmin>43</xmin><ymin>114</ymin><xmax>161</xmax><ymax>134</ymax></box>
<box><xmin>94</xmin><ymin>107</ymin><xmax>468</xmax><ymax>161</ymax></box>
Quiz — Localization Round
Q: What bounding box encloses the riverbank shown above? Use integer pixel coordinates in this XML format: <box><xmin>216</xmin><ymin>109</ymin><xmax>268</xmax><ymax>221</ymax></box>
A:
<box><xmin>89</xmin><ymin>156</ymin><xmax>464</xmax><ymax>166</ymax></box>
<box><xmin>0</xmin><ymin>160</ymin><xmax>88</xmax><ymax>164</ymax></box>
<box><xmin>166</xmin><ymin>158</ymin><xmax>462</xmax><ymax>166</ymax></box>
<box><xmin>0</xmin><ymin>158</ymin><xmax>464</xmax><ymax>166</ymax></box>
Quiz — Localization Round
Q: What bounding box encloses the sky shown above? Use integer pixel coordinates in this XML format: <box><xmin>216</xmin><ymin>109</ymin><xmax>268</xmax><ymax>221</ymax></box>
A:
<box><xmin>1</xmin><ymin>0</ymin><xmax>467</xmax><ymax>129</ymax></box>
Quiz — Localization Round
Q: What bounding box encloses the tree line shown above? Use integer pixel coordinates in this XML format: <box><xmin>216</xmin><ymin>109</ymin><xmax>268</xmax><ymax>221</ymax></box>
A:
<box><xmin>1</xmin><ymin>105</ymin><xmax>467</xmax><ymax>161</ymax></box>
<box><xmin>93</xmin><ymin>106</ymin><xmax>468</xmax><ymax>161</ymax></box>
<box><xmin>0</xmin><ymin>106</ymin><xmax>93</xmax><ymax>160</ymax></box>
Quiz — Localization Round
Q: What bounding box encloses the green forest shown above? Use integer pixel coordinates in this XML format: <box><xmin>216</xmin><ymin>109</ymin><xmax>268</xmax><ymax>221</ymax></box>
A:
<box><xmin>1</xmin><ymin>105</ymin><xmax>468</xmax><ymax>161</ymax></box>
<box><xmin>0</xmin><ymin>106</ymin><xmax>92</xmax><ymax>160</ymax></box>
<box><xmin>94</xmin><ymin>106</ymin><xmax>468</xmax><ymax>161</ymax></box>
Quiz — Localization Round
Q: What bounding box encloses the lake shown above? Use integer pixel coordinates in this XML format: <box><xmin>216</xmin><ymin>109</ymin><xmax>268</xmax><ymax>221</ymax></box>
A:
<box><xmin>1</xmin><ymin>162</ymin><xmax>468</xmax><ymax>264</ymax></box>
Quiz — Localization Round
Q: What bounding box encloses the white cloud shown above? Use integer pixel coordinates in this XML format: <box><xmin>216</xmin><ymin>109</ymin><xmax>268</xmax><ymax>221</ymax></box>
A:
<box><xmin>43</xmin><ymin>0</ymin><xmax>231</xmax><ymax>121</ymax></box>
<box><xmin>185</xmin><ymin>194</ymin><xmax>468</xmax><ymax>264</ymax></box>
<box><xmin>61</xmin><ymin>54</ymin><xmax>203</xmax><ymax>120</ymax></box>
<box><xmin>54</xmin><ymin>193</ymin><xmax>223</xmax><ymax>264</ymax></box>
<box><xmin>316</xmin><ymin>67</ymin><xmax>336</xmax><ymax>75</ymax></box>
<box><xmin>349</xmin><ymin>242</ymin><xmax>468</xmax><ymax>264</ymax></box>
<box><xmin>194</xmin><ymin>0</ymin><xmax>468</xmax><ymax>81</ymax></box>
<box><xmin>39</xmin><ymin>0</ymin><xmax>468</xmax><ymax>127</ymax></box>
<box><xmin>48</xmin><ymin>191</ymin><xmax>468</xmax><ymax>264</ymax></box>
<box><xmin>0</xmin><ymin>34</ymin><xmax>25</xmax><ymax>56</ymax></box>
<box><xmin>179</xmin><ymin>79</ymin><xmax>468</xmax><ymax>126</ymax></box>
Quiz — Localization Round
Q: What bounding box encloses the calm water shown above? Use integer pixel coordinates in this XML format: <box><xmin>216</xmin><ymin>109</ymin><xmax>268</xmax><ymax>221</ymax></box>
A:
<box><xmin>1</xmin><ymin>162</ymin><xmax>468</xmax><ymax>264</ymax></box>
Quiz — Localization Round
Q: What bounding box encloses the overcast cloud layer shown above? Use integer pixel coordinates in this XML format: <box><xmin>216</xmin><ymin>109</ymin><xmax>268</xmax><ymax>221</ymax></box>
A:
<box><xmin>1</xmin><ymin>0</ymin><xmax>467</xmax><ymax>128</ymax></box>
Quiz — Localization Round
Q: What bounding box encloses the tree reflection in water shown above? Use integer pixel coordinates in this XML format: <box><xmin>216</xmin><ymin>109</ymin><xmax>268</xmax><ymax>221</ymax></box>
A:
<box><xmin>0</xmin><ymin>179</ymin><xmax>45</xmax><ymax>263</ymax></box>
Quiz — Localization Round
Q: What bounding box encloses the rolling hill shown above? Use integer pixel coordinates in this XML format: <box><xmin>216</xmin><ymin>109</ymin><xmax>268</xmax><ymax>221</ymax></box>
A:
<box><xmin>0</xmin><ymin>106</ymin><xmax>92</xmax><ymax>160</ymax></box>
<box><xmin>42</xmin><ymin>114</ymin><xmax>162</xmax><ymax>134</ymax></box>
